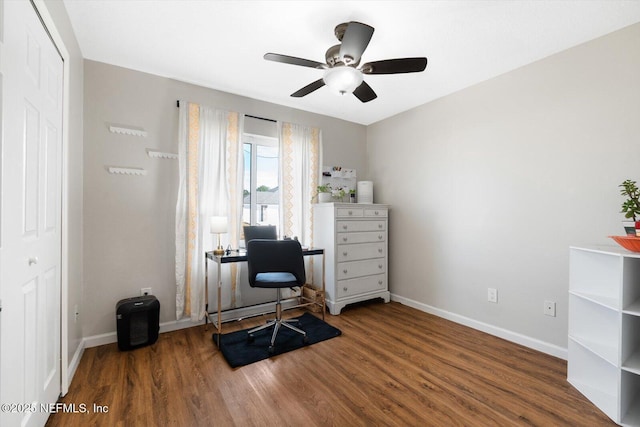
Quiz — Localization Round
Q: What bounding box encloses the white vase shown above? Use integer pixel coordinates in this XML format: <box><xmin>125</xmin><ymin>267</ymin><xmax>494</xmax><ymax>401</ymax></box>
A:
<box><xmin>318</xmin><ymin>192</ymin><xmax>332</xmax><ymax>203</ymax></box>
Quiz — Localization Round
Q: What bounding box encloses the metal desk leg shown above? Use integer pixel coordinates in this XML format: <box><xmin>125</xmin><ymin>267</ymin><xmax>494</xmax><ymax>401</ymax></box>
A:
<box><xmin>322</xmin><ymin>252</ymin><xmax>326</xmax><ymax>320</ymax></box>
<box><xmin>204</xmin><ymin>254</ymin><xmax>209</xmax><ymax>329</ymax></box>
<box><xmin>216</xmin><ymin>256</ymin><xmax>222</xmax><ymax>346</ymax></box>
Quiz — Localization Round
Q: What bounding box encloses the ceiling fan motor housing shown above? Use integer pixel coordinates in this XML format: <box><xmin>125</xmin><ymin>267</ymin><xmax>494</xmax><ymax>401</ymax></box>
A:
<box><xmin>325</xmin><ymin>44</ymin><xmax>359</xmax><ymax>67</ymax></box>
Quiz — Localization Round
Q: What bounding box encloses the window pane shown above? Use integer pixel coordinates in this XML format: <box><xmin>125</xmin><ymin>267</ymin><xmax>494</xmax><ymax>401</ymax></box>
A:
<box><xmin>242</xmin><ymin>138</ymin><xmax>279</xmax><ymax>232</ymax></box>
<box><xmin>255</xmin><ymin>145</ymin><xmax>279</xmax><ymax>225</ymax></box>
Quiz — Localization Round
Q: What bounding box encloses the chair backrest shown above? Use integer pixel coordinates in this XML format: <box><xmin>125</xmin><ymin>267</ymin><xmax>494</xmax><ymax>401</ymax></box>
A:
<box><xmin>246</xmin><ymin>239</ymin><xmax>306</xmax><ymax>287</ymax></box>
<box><xmin>243</xmin><ymin>225</ymin><xmax>277</xmax><ymax>245</ymax></box>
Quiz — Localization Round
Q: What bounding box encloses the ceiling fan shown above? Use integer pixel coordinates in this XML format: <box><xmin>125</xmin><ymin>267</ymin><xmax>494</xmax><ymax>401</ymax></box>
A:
<box><xmin>264</xmin><ymin>21</ymin><xmax>427</xmax><ymax>103</ymax></box>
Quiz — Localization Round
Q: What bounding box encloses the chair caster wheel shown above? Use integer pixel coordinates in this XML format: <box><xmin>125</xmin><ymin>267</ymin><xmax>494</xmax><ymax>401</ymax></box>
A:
<box><xmin>268</xmin><ymin>346</ymin><xmax>275</xmax><ymax>354</ymax></box>
<box><xmin>247</xmin><ymin>334</ymin><xmax>254</xmax><ymax>343</ymax></box>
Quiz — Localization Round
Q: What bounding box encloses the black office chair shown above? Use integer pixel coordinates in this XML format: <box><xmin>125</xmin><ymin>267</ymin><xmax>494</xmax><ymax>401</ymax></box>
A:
<box><xmin>246</xmin><ymin>239</ymin><xmax>308</xmax><ymax>353</ymax></box>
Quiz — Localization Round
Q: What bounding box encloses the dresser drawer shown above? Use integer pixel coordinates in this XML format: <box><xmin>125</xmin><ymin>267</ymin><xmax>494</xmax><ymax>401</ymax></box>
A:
<box><xmin>336</xmin><ymin>220</ymin><xmax>386</xmax><ymax>233</ymax></box>
<box><xmin>337</xmin><ymin>259</ymin><xmax>386</xmax><ymax>280</ymax></box>
<box><xmin>337</xmin><ymin>274</ymin><xmax>387</xmax><ymax>298</ymax></box>
<box><xmin>337</xmin><ymin>231</ymin><xmax>386</xmax><ymax>245</ymax></box>
<box><xmin>364</xmin><ymin>208</ymin><xmax>387</xmax><ymax>218</ymax></box>
<box><xmin>337</xmin><ymin>207</ymin><xmax>363</xmax><ymax>217</ymax></box>
<box><xmin>337</xmin><ymin>242</ymin><xmax>385</xmax><ymax>262</ymax></box>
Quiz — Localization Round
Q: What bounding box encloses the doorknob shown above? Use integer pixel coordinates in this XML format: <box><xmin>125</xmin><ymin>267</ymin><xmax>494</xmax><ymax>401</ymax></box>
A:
<box><xmin>28</xmin><ymin>257</ymin><xmax>38</xmax><ymax>266</ymax></box>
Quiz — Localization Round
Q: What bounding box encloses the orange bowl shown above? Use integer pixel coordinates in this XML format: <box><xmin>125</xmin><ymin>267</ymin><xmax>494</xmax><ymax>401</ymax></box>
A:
<box><xmin>609</xmin><ymin>235</ymin><xmax>640</xmax><ymax>252</ymax></box>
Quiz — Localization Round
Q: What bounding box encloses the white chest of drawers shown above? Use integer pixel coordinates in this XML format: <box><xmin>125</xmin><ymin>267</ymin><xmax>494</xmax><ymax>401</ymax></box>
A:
<box><xmin>312</xmin><ymin>203</ymin><xmax>390</xmax><ymax>315</ymax></box>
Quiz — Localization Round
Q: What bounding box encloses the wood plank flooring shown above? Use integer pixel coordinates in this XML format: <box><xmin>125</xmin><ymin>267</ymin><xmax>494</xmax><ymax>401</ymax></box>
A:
<box><xmin>46</xmin><ymin>301</ymin><xmax>614</xmax><ymax>426</ymax></box>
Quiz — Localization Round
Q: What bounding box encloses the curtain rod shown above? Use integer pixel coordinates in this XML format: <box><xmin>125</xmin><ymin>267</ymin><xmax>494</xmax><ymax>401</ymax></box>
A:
<box><xmin>244</xmin><ymin>114</ymin><xmax>276</xmax><ymax>123</ymax></box>
<box><xmin>176</xmin><ymin>101</ymin><xmax>276</xmax><ymax>124</ymax></box>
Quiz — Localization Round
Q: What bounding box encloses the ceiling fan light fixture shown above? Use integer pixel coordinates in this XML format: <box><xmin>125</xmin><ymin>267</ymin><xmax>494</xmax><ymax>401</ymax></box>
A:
<box><xmin>265</xmin><ymin>21</ymin><xmax>427</xmax><ymax>102</ymax></box>
<box><xmin>323</xmin><ymin>66</ymin><xmax>363</xmax><ymax>95</ymax></box>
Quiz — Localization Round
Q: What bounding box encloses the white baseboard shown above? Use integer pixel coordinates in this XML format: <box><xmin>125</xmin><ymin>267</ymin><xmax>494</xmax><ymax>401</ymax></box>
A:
<box><xmin>390</xmin><ymin>293</ymin><xmax>568</xmax><ymax>360</ymax></box>
<box><xmin>83</xmin><ymin>317</ymin><xmax>198</xmax><ymax>348</ymax></box>
<box><xmin>82</xmin><ymin>300</ymin><xmax>292</xmax><ymax>349</ymax></box>
<box><xmin>81</xmin><ymin>295</ymin><xmax>568</xmax><ymax>359</ymax></box>
<box><xmin>68</xmin><ymin>339</ymin><xmax>85</xmax><ymax>377</ymax></box>
<box><xmin>61</xmin><ymin>339</ymin><xmax>85</xmax><ymax>397</ymax></box>
<box><xmin>63</xmin><ymin>317</ymin><xmax>198</xmax><ymax>393</ymax></box>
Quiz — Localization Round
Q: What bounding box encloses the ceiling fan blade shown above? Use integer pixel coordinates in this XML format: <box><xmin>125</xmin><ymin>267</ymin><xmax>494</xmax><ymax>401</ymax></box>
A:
<box><xmin>291</xmin><ymin>79</ymin><xmax>326</xmax><ymax>97</ymax></box>
<box><xmin>361</xmin><ymin>57</ymin><xmax>428</xmax><ymax>74</ymax></box>
<box><xmin>264</xmin><ymin>53</ymin><xmax>326</xmax><ymax>69</ymax></box>
<box><xmin>339</xmin><ymin>22</ymin><xmax>374</xmax><ymax>64</ymax></box>
<box><xmin>353</xmin><ymin>81</ymin><xmax>377</xmax><ymax>103</ymax></box>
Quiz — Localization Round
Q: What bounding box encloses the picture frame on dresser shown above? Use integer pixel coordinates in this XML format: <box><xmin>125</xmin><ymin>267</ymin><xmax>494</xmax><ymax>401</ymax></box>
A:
<box><xmin>312</xmin><ymin>203</ymin><xmax>390</xmax><ymax>315</ymax></box>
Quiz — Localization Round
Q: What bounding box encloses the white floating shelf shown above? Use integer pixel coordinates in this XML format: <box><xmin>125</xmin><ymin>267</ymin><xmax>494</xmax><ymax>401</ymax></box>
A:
<box><xmin>108</xmin><ymin>167</ymin><xmax>147</xmax><ymax>176</ymax></box>
<box><xmin>147</xmin><ymin>149</ymin><xmax>178</xmax><ymax>160</ymax></box>
<box><xmin>108</xmin><ymin>125</ymin><xmax>147</xmax><ymax>138</ymax></box>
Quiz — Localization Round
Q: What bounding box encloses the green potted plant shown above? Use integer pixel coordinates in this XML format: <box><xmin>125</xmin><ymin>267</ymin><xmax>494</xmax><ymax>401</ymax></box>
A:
<box><xmin>619</xmin><ymin>179</ymin><xmax>640</xmax><ymax>235</ymax></box>
<box><xmin>332</xmin><ymin>187</ymin><xmax>346</xmax><ymax>201</ymax></box>
<box><xmin>317</xmin><ymin>184</ymin><xmax>332</xmax><ymax>203</ymax></box>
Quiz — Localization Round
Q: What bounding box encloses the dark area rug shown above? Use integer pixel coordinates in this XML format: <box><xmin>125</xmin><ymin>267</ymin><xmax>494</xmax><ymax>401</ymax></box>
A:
<box><xmin>213</xmin><ymin>312</ymin><xmax>341</xmax><ymax>368</ymax></box>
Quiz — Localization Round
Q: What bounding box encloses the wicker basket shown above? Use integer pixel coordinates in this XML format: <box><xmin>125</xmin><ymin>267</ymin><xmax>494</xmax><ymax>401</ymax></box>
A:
<box><xmin>302</xmin><ymin>285</ymin><xmax>325</xmax><ymax>312</ymax></box>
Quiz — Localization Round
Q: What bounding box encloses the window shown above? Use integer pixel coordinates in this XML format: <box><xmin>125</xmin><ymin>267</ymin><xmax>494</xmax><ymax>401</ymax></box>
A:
<box><xmin>243</xmin><ymin>134</ymin><xmax>279</xmax><ymax>227</ymax></box>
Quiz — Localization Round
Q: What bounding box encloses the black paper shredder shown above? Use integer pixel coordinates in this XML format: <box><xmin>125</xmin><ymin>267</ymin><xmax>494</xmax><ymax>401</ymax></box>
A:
<box><xmin>116</xmin><ymin>295</ymin><xmax>160</xmax><ymax>351</ymax></box>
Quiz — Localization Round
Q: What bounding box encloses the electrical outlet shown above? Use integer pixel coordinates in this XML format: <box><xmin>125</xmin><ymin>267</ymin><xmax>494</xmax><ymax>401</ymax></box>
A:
<box><xmin>544</xmin><ymin>300</ymin><xmax>556</xmax><ymax>317</ymax></box>
<box><xmin>141</xmin><ymin>287</ymin><xmax>152</xmax><ymax>296</ymax></box>
<box><xmin>487</xmin><ymin>288</ymin><xmax>498</xmax><ymax>303</ymax></box>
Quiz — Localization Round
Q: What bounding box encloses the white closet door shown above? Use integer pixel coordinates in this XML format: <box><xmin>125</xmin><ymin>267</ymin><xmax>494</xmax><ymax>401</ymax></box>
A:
<box><xmin>1</xmin><ymin>0</ymin><xmax>64</xmax><ymax>426</ymax></box>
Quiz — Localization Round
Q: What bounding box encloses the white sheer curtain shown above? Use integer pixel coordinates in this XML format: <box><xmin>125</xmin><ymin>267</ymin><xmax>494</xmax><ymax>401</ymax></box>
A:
<box><xmin>279</xmin><ymin>122</ymin><xmax>322</xmax><ymax>283</ymax></box>
<box><xmin>175</xmin><ymin>102</ymin><xmax>243</xmax><ymax>321</ymax></box>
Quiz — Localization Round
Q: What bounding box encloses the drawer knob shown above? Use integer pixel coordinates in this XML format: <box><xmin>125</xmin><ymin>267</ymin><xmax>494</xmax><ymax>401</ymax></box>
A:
<box><xmin>378</xmin><ymin>224</ymin><xmax>383</xmax><ymax>229</ymax></box>
<box><xmin>342</xmin><ymin>237</ymin><xmax>348</xmax><ymax>242</ymax></box>
<box><xmin>348</xmin><ymin>210</ymin><xmax>353</xmax><ymax>215</ymax></box>
<box><xmin>374</xmin><ymin>211</ymin><xmax>379</xmax><ymax>215</ymax></box>
<box><xmin>378</xmin><ymin>280</ymin><xmax>383</xmax><ymax>285</ymax></box>
<box><xmin>378</xmin><ymin>248</ymin><xmax>383</xmax><ymax>253</ymax></box>
<box><xmin>343</xmin><ymin>225</ymin><xmax>348</xmax><ymax>230</ymax></box>
<box><xmin>343</xmin><ymin>252</ymin><xmax>348</xmax><ymax>256</ymax></box>
<box><xmin>343</xmin><ymin>287</ymin><xmax>348</xmax><ymax>292</ymax></box>
<box><xmin>378</xmin><ymin>235</ymin><xmax>383</xmax><ymax>240</ymax></box>
<box><xmin>378</xmin><ymin>264</ymin><xmax>383</xmax><ymax>269</ymax></box>
<box><xmin>343</xmin><ymin>269</ymin><xmax>348</xmax><ymax>274</ymax></box>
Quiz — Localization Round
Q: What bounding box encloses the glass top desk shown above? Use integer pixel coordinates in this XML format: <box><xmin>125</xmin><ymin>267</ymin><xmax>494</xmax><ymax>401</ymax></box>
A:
<box><xmin>205</xmin><ymin>247</ymin><xmax>325</xmax><ymax>345</ymax></box>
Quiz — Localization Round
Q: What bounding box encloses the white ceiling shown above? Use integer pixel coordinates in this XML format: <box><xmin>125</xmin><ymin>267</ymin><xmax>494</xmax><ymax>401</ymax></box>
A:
<box><xmin>63</xmin><ymin>0</ymin><xmax>640</xmax><ymax>125</ymax></box>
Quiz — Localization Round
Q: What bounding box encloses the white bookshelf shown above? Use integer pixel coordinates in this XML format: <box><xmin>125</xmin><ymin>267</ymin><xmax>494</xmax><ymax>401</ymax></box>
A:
<box><xmin>569</xmin><ymin>246</ymin><xmax>640</xmax><ymax>426</ymax></box>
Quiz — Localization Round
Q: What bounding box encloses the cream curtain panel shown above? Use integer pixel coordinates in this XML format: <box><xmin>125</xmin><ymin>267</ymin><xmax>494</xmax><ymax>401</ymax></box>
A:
<box><xmin>279</xmin><ymin>122</ymin><xmax>322</xmax><ymax>283</ymax></box>
<box><xmin>175</xmin><ymin>102</ymin><xmax>243</xmax><ymax>321</ymax></box>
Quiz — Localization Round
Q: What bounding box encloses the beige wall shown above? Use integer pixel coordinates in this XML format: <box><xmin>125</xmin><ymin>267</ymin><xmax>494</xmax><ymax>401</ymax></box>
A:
<box><xmin>367</xmin><ymin>23</ymin><xmax>640</xmax><ymax>351</ymax></box>
<box><xmin>82</xmin><ymin>60</ymin><xmax>367</xmax><ymax>336</ymax></box>
<box><xmin>70</xmin><ymin>9</ymin><xmax>640</xmax><ymax>353</ymax></box>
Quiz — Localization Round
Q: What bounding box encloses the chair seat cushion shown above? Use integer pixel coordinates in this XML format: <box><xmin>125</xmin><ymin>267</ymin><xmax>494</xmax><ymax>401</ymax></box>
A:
<box><xmin>254</xmin><ymin>272</ymin><xmax>299</xmax><ymax>288</ymax></box>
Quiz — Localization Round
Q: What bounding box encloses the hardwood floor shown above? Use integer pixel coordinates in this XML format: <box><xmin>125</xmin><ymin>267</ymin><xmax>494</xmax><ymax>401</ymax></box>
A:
<box><xmin>47</xmin><ymin>301</ymin><xmax>614</xmax><ymax>426</ymax></box>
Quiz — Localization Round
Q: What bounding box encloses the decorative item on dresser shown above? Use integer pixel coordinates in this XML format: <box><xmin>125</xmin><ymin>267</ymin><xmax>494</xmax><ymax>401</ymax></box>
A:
<box><xmin>316</xmin><ymin>185</ymin><xmax>333</xmax><ymax>203</ymax></box>
<box><xmin>313</xmin><ymin>203</ymin><xmax>390</xmax><ymax>314</ymax></box>
<box><xmin>619</xmin><ymin>179</ymin><xmax>640</xmax><ymax>236</ymax></box>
